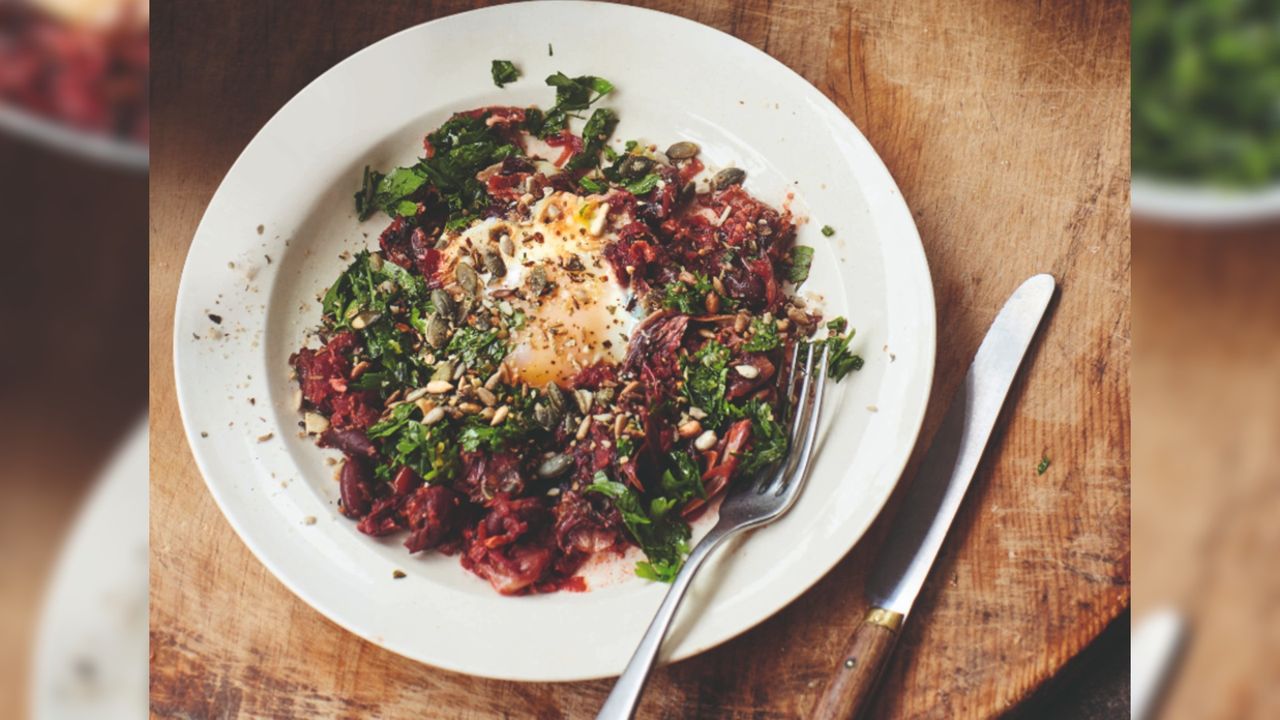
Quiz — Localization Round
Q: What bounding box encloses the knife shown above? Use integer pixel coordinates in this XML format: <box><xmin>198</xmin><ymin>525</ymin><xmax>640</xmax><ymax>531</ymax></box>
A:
<box><xmin>812</xmin><ymin>273</ymin><xmax>1056</xmax><ymax>719</ymax></box>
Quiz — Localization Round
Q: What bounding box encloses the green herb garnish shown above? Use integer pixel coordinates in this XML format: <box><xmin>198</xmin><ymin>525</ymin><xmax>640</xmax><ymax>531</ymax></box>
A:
<box><xmin>789</xmin><ymin>245</ymin><xmax>815</xmax><ymax>284</ymax></box>
<box><xmin>742</xmin><ymin>317</ymin><xmax>780</xmax><ymax>352</ymax></box>
<box><xmin>444</xmin><ymin>326</ymin><xmax>509</xmax><ymax>376</ymax></box>
<box><xmin>821</xmin><ymin>225</ymin><xmax>835</xmax><ymax>237</ymax></box>
<box><xmin>586</xmin><ymin>472</ymin><xmax>691</xmax><ymax>583</ymax></box>
<box><xmin>808</xmin><ymin>317</ymin><xmax>864</xmax><ymax>381</ymax></box>
<box><xmin>681</xmin><ymin>340</ymin><xmax>731</xmax><ymax>426</ymax></box>
<box><xmin>491</xmin><ymin>59</ymin><xmax>520</xmax><ymax>88</ymax></box>
<box><xmin>566</xmin><ymin>107</ymin><xmax>619</xmax><ymax>171</ymax></box>
<box><xmin>731</xmin><ymin>399</ymin><xmax>788</xmax><ymax>476</ymax></box>
<box><xmin>532</xmin><ymin>72</ymin><xmax>614</xmax><ymax>139</ymax></box>
<box><xmin>1037</xmin><ymin>455</ymin><xmax>1050</xmax><ymax>475</ymax></box>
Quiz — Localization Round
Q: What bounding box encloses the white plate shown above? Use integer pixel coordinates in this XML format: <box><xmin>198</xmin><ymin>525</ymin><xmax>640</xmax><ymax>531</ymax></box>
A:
<box><xmin>0</xmin><ymin>104</ymin><xmax>148</xmax><ymax>171</ymax></box>
<box><xmin>31</xmin><ymin>418</ymin><xmax>148</xmax><ymax>720</ymax></box>
<box><xmin>1132</xmin><ymin>175</ymin><xmax>1280</xmax><ymax>225</ymax></box>
<box><xmin>173</xmin><ymin>1</ymin><xmax>934</xmax><ymax>681</ymax></box>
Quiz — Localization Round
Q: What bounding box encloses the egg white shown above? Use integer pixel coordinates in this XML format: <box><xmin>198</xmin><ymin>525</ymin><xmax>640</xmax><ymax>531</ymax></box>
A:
<box><xmin>440</xmin><ymin>191</ymin><xmax>640</xmax><ymax>387</ymax></box>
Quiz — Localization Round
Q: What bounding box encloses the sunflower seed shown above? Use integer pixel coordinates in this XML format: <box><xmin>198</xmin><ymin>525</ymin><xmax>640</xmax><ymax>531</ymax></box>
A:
<box><xmin>426</xmin><ymin>380</ymin><xmax>454</xmax><ymax>394</ymax></box>
<box><xmin>491</xmin><ymin>405</ymin><xmax>510</xmax><ymax>426</ymax></box>
<box><xmin>734</xmin><ymin>364</ymin><xmax>760</xmax><ymax>379</ymax></box>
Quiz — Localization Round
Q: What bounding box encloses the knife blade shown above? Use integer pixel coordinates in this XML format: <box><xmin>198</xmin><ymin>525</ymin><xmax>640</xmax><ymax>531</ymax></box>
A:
<box><xmin>812</xmin><ymin>273</ymin><xmax>1056</xmax><ymax>719</ymax></box>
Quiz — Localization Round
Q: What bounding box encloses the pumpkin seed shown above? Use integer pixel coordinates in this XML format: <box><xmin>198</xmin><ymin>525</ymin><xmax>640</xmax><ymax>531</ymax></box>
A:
<box><xmin>431</xmin><ymin>289</ymin><xmax>456</xmax><ymax>321</ymax></box>
<box><xmin>482</xmin><ymin>249</ymin><xmax>507</xmax><ymax>277</ymax></box>
<box><xmin>536</xmin><ymin>453</ymin><xmax>573</xmax><ymax>479</ymax></box>
<box><xmin>455</xmin><ymin>262</ymin><xmax>480</xmax><ymax>295</ymax></box>
<box><xmin>545</xmin><ymin>383</ymin><xmax>567</xmax><ymax>415</ymax></box>
<box><xmin>666</xmin><ymin>141</ymin><xmax>700</xmax><ymax>160</ymax></box>
<box><xmin>533</xmin><ymin>402</ymin><xmax>557</xmax><ymax>430</ymax></box>
<box><xmin>620</xmin><ymin>155</ymin><xmax>653</xmax><ymax>179</ymax></box>
<box><xmin>424</xmin><ymin>313</ymin><xmax>449</xmax><ymax>348</ymax></box>
<box><xmin>712</xmin><ymin>167</ymin><xmax>746</xmax><ymax>190</ymax></box>
<box><xmin>431</xmin><ymin>361</ymin><xmax>454</xmax><ymax>382</ymax></box>
<box><xmin>528</xmin><ymin>266</ymin><xmax>549</xmax><ymax>297</ymax></box>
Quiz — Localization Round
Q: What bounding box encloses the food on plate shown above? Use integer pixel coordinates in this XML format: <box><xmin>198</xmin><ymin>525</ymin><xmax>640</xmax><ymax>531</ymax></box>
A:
<box><xmin>1132</xmin><ymin>0</ymin><xmax>1279</xmax><ymax>188</ymax></box>
<box><xmin>291</xmin><ymin>71</ymin><xmax>863</xmax><ymax>595</ymax></box>
<box><xmin>0</xmin><ymin>0</ymin><xmax>148</xmax><ymax>143</ymax></box>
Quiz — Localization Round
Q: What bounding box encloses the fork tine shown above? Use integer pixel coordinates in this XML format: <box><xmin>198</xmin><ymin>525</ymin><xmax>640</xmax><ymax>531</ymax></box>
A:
<box><xmin>759</xmin><ymin>343</ymin><xmax>816</xmax><ymax>493</ymax></box>
<box><xmin>776</xmin><ymin>345</ymin><xmax>829</xmax><ymax>497</ymax></box>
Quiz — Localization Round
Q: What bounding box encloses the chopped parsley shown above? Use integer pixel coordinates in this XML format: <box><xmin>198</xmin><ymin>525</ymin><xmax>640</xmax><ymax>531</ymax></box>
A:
<box><xmin>530</xmin><ymin>72</ymin><xmax>614</xmax><ymax>139</ymax></box>
<box><xmin>659</xmin><ymin>273</ymin><xmax>714</xmax><ymax>314</ymax></box>
<box><xmin>444</xmin><ymin>326</ymin><xmax>509</xmax><ymax>376</ymax></box>
<box><xmin>731</xmin><ymin>399</ymin><xmax>788</xmax><ymax>476</ymax></box>
<box><xmin>578</xmin><ymin>176</ymin><xmax>606</xmax><ymax>194</ymax></box>
<box><xmin>490</xmin><ymin>59</ymin><xmax>520</xmax><ymax>88</ymax></box>
<box><xmin>586</xmin><ymin>472</ymin><xmax>691</xmax><ymax>583</ymax></box>
<box><xmin>354</xmin><ymin>112</ymin><xmax>518</xmax><ymax>226</ymax></box>
<box><xmin>566</xmin><ymin>107</ymin><xmax>619</xmax><ymax>171</ymax></box>
<box><xmin>742</xmin><ymin>317</ymin><xmax>780</xmax><ymax>352</ymax></box>
<box><xmin>622</xmin><ymin>172</ymin><xmax>661</xmax><ymax>195</ymax></box>
<box><xmin>367</xmin><ymin>403</ymin><xmax>460</xmax><ymax>483</ymax></box>
<box><xmin>681</xmin><ymin>340</ymin><xmax>731</xmax><ymax>426</ymax></box>
<box><xmin>1037</xmin><ymin>455</ymin><xmax>1050</xmax><ymax>475</ymax></box>
<box><xmin>808</xmin><ymin>317</ymin><xmax>864</xmax><ymax>381</ymax></box>
<box><xmin>821</xmin><ymin>225</ymin><xmax>835</xmax><ymax>237</ymax></box>
<box><xmin>789</xmin><ymin>245</ymin><xmax>815</xmax><ymax>284</ymax></box>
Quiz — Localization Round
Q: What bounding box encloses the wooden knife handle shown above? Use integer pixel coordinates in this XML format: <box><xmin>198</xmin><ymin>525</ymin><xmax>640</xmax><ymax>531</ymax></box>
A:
<box><xmin>811</xmin><ymin>607</ymin><xmax>904</xmax><ymax>720</ymax></box>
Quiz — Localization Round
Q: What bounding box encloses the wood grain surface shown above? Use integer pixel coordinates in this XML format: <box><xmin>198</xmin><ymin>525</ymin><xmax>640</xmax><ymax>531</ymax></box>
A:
<box><xmin>149</xmin><ymin>1</ymin><xmax>1131</xmax><ymax>717</ymax></box>
<box><xmin>1132</xmin><ymin>221</ymin><xmax>1280</xmax><ymax>720</ymax></box>
<box><xmin>0</xmin><ymin>135</ymin><xmax>147</xmax><ymax>720</ymax></box>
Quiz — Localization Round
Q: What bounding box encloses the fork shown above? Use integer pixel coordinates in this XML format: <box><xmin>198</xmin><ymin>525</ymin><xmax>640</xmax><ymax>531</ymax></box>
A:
<box><xmin>597</xmin><ymin>343</ymin><xmax>831</xmax><ymax>720</ymax></box>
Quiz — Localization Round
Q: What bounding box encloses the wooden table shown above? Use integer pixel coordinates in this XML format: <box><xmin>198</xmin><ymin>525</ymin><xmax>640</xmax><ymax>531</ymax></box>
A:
<box><xmin>0</xmin><ymin>135</ymin><xmax>147</xmax><ymax>719</ymax></box>
<box><xmin>150</xmin><ymin>2</ymin><xmax>1130</xmax><ymax>717</ymax></box>
<box><xmin>1132</xmin><ymin>220</ymin><xmax>1280</xmax><ymax>720</ymax></box>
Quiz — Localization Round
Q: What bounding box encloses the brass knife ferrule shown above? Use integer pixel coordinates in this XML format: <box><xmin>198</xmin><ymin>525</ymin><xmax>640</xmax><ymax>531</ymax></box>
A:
<box><xmin>865</xmin><ymin>607</ymin><xmax>904</xmax><ymax>632</ymax></box>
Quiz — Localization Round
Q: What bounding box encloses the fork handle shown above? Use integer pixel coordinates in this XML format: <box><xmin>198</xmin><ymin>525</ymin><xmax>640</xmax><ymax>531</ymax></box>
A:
<box><xmin>596</xmin><ymin>524</ymin><xmax>737</xmax><ymax>720</ymax></box>
<box><xmin>811</xmin><ymin>607</ymin><xmax>904</xmax><ymax>719</ymax></box>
